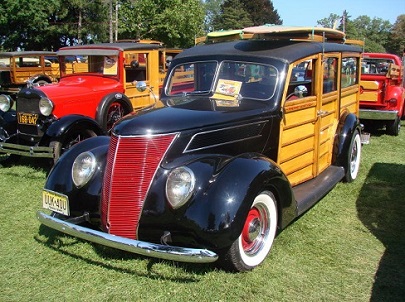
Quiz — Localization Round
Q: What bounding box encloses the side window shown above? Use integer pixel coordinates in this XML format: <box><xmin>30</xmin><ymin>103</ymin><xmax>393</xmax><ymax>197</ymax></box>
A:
<box><xmin>323</xmin><ymin>57</ymin><xmax>338</xmax><ymax>93</ymax></box>
<box><xmin>341</xmin><ymin>57</ymin><xmax>358</xmax><ymax>88</ymax></box>
<box><xmin>287</xmin><ymin>58</ymin><xmax>315</xmax><ymax>99</ymax></box>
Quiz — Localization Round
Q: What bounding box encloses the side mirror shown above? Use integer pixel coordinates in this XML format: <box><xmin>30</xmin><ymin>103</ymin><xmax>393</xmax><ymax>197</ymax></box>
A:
<box><xmin>135</xmin><ymin>81</ymin><xmax>148</xmax><ymax>92</ymax></box>
<box><xmin>294</xmin><ymin>85</ymin><xmax>308</xmax><ymax>98</ymax></box>
<box><xmin>130</xmin><ymin>60</ymin><xmax>139</xmax><ymax>69</ymax></box>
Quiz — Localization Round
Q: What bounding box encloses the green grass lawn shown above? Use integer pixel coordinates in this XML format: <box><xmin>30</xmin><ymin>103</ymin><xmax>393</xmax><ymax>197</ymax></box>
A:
<box><xmin>1</xmin><ymin>123</ymin><xmax>404</xmax><ymax>302</ymax></box>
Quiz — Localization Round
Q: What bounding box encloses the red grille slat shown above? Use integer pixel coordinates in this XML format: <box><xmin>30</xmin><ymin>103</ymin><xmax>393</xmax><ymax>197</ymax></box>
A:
<box><xmin>101</xmin><ymin>133</ymin><xmax>177</xmax><ymax>239</ymax></box>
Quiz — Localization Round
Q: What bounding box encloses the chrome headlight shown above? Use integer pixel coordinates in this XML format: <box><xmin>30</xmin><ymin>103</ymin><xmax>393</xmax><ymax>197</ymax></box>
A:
<box><xmin>72</xmin><ymin>152</ymin><xmax>97</xmax><ymax>188</ymax></box>
<box><xmin>39</xmin><ymin>97</ymin><xmax>54</xmax><ymax>116</ymax></box>
<box><xmin>0</xmin><ymin>94</ymin><xmax>12</xmax><ymax>112</ymax></box>
<box><xmin>166</xmin><ymin>166</ymin><xmax>195</xmax><ymax>209</ymax></box>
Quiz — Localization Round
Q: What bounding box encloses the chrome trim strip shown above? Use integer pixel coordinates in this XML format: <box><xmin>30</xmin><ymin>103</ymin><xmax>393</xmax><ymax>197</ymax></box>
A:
<box><xmin>184</xmin><ymin>121</ymin><xmax>267</xmax><ymax>153</ymax></box>
<box><xmin>359</xmin><ymin>109</ymin><xmax>398</xmax><ymax>120</ymax></box>
<box><xmin>0</xmin><ymin>142</ymin><xmax>53</xmax><ymax>158</ymax></box>
<box><xmin>37</xmin><ymin>211</ymin><xmax>218</xmax><ymax>263</ymax></box>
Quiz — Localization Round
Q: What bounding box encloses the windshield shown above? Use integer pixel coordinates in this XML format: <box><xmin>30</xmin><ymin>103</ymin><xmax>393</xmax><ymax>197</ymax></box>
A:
<box><xmin>166</xmin><ymin>60</ymin><xmax>278</xmax><ymax>104</ymax></box>
<box><xmin>59</xmin><ymin>54</ymin><xmax>119</xmax><ymax>76</ymax></box>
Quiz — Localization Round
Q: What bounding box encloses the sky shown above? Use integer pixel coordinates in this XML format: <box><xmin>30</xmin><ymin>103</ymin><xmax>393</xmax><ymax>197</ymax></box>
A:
<box><xmin>271</xmin><ymin>0</ymin><xmax>404</xmax><ymax>27</ymax></box>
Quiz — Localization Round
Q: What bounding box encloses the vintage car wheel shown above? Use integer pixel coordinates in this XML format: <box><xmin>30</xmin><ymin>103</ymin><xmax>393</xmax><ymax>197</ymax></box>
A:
<box><xmin>386</xmin><ymin>116</ymin><xmax>400</xmax><ymax>136</ymax></box>
<box><xmin>50</xmin><ymin>129</ymin><xmax>97</xmax><ymax>163</ymax></box>
<box><xmin>103</xmin><ymin>100</ymin><xmax>132</xmax><ymax>132</ymax></box>
<box><xmin>344</xmin><ymin>130</ymin><xmax>361</xmax><ymax>182</ymax></box>
<box><xmin>219</xmin><ymin>191</ymin><xmax>278</xmax><ymax>272</ymax></box>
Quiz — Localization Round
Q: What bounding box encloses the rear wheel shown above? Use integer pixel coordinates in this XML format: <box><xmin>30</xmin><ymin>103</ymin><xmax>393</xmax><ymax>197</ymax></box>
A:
<box><xmin>344</xmin><ymin>130</ymin><xmax>361</xmax><ymax>182</ymax></box>
<box><xmin>386</xmin><ymin>116</ymin><xmax>400</xmax><ymax>136</ymax></box>
<box><xmin>50</xmin><ymin>129</ymin><xmax>96</xmax><ymax>164</ymax></box>
<box><xmin>219</xmin><ymin>191</ymin><xmax>278</xmax><ymax>272</ymax></box>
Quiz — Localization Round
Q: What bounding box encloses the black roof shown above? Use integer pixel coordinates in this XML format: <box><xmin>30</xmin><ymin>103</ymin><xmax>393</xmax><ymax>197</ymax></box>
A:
<box><xmin>176</xmin><ymin>40</ymin><xmax>362</xmax><ymax>64</ymax></box>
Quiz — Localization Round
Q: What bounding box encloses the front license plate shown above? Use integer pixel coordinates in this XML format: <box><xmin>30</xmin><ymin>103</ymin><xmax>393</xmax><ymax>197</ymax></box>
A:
<box><xmin>42</xmin><ymin>189</ymin><xmax>70</xmax><ymax>216</ymax></box>
<box><xmin>17</xmin><ymin>112</ymin><xmax>38</xmax><ymax>125</ymax></box>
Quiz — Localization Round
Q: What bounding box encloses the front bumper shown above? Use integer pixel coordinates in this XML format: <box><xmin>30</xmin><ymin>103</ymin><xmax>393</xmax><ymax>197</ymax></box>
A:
<box><xmin>37</xmin><ymin>211</ymin><xmax>219</xmax><ymax>263</ymax></box>
<box><xmin>0</xmin><ymin>142</ymin><xmax>53</xmax><ymax>158</ymax></box>
<box><xmin>359</xmin><ymin>109</ymin><xmax>398</xmax><ymax>120</ymax></box>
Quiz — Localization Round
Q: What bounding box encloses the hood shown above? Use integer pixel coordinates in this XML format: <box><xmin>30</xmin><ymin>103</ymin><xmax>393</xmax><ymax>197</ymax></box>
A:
<box><xmin>38</xmin><ymin>75</ymin><xmax>121</xmax><ymax>103</ymax></box>
<box><xmin>113</xmin><ymin>97</ymin><xmax>271</xmax><ymax>136</ymax></box>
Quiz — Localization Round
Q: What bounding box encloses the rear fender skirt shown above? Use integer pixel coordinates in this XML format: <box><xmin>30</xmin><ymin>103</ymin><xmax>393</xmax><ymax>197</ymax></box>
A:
<box><xmin>332</xmin><ymin>112</ymin><xmax>361</xmax><ymax>167</ymax></box>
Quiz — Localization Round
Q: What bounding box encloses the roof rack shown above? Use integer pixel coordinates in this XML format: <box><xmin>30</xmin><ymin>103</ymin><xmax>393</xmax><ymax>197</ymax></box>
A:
<box><xmin>195</xmin><ymin>25</ymin><xmax>364</xmax><ymax>46</ymax></box>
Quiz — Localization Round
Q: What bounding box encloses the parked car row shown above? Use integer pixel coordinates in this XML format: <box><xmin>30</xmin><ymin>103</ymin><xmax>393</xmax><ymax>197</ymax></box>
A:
<box><xmin>0</xmin><ymin>40</ymin><xmax>181</xmax><ymax>164</ymax></box>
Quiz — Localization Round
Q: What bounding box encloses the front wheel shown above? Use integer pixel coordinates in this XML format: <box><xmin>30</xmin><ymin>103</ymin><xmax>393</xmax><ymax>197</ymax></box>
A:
<box><xmin>218</xmin><ymin>191</ymin><xmax>278</xmax><ymax>272</ymax></box>
<box><xmin>344</xmin><ymin>130</ymin><xmax>361</xmax><ymax>182</ymax></box>
<box><xmin>50</xmin><ymin>129</ymin><xmax>97</xmax><ymax>164</ymax></box>
<box><xmin>386</xmin><ymin>116</ymin><xmax>400</xmax><ymax>136</ymax></box>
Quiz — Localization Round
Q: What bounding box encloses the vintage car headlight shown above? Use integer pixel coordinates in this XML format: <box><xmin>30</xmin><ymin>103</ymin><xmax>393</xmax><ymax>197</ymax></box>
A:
<box><xmin>0</xmin><ymin>94</ymin><xmax>12</xmax><ymax>112</ymax></box>
<box><xmin>39</xmin><ymin>97</ymin><xmax>54</xmax><ymax>116</ymax></box>
<box><xmin>72</xmin><ymin>151</ymin><xmax>97</xmax><ymax>188</ymax></box>
<box><xmin>166</xmin><ymin>166</ymin><xmax>195</xmax><ymax>209</ymax></box>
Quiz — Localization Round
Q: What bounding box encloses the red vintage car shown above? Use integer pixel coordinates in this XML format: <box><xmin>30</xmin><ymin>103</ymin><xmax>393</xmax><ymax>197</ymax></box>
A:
<box><xmin>359</xmin><ymin>52</ymin><xmax>405</xmax><ymax>135</ymax></box>
<box><xmin>0</xmin><ymin>41</ymin><xmax>181</xmax><ymax>164</ymax></box>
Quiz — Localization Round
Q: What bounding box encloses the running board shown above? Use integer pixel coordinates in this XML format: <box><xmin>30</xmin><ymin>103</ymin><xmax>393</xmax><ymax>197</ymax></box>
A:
<box><xmin>293</xmin><ymin>165</ymin><xmax>345</xmax><ymax>216</ymax></box>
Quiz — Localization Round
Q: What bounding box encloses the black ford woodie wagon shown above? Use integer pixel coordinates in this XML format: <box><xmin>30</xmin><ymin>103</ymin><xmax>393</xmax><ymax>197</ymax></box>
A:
<box><xmin>37</xmin><ymin>26</ymin><xmax>364</xmax><ymax>272</ymax></box>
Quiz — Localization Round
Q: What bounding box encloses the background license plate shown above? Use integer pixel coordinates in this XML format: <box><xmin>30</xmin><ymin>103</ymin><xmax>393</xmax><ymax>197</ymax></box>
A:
<box><xmin>42</xmin><ymin>190</ymin><xmax>70</xmax><ymax>216</ymax></box>
<box><xmin>17</xmin><ymin>112</ymin><xmax>38</xmax><ymax>125</ymax></box>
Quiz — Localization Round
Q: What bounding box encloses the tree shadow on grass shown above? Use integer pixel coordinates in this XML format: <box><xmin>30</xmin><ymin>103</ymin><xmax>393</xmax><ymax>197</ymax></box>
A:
<box><xmin>356</xmin><ymin>163</ymin><xmax>405</xmax><ymax>301</ymax></box>
<box><xmin>35</xmin><ymin>224</ymin><xmax>217</xmax><ymax>282</ymax></box>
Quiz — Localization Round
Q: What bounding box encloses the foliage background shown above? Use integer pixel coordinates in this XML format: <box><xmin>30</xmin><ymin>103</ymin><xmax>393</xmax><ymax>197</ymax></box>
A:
<box><xmin>0</xmin><ymin>0</ymin><xmax>403</xmax><ymax>54</ymax></box>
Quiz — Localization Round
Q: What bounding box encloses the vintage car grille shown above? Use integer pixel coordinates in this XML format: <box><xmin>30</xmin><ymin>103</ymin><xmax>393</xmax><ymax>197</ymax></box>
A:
<box><xmin>101</xmin><ymin>133</ymin><xmax>177</xmax><ymax>239</ymax></box>
<box><xmin>16</xmin><ymin>92</ymin><xmax>42</xmax><ymax>136</ymax></box>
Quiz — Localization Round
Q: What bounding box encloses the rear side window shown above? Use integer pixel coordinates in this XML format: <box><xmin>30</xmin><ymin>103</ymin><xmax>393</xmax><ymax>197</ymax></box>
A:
<box><xmin>341</xmin><ymin>57</ymin><xmax>359</xmax><ymax>88</ymax></box>
<box><xmin>323</xmin><ymin>57</ymin><xmax>338</xmax><ymax>93</ymax></box>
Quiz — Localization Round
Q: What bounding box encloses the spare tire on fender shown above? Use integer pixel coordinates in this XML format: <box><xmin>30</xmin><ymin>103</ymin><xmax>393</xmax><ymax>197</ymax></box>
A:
<box><xmin>96</xmin><ymin>93</ymin><xmax>133</xmax><ymax>132</ymax></box>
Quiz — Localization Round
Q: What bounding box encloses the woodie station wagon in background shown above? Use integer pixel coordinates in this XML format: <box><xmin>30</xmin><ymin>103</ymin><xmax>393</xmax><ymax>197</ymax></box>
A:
<box><xmin>0</xmin><ymin>40</ymin><xmax>181</xmax><ymax>164</ymax></box>
<box><xmin>0</xmin><ymin>51</ymin><xmax>59</xmax><ymax>99</ymax></box>
<box><xmin>37</xmin><ymin>26</ymin><xmax>365</xmax><ymax>272</ymax></box>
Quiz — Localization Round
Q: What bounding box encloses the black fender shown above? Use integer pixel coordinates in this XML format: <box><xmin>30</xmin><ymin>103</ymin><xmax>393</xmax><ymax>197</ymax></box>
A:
<box><xmin>0</xmin><ymin>109</ymin><xmax>17</xmax><ymax>141</ymax></box>
<box><xmin>139</xmin><ymin>153</ymin><xmax>295</xmax><ymax>250</ymax></box>
<box><xmin>44</xmin><ymin>135</ymin><xmax>110</xmax><ymax>217</ymax></box>
<box><xmin>95</xmin><ymin>92</ymin><xmax>133</xmax><ymax>130</ymax></box>
<box><xmin>42</xmin><ymin>114</ymin><xmax>105</xmax><ymax>145</ymax></box>
<box><xmin>30</xmin><ymin>74</ymin><xmax>53</xmax><ymax>84</ymax></box>
<box><xmin>333</xmin><ymin>112</ymin><xmax>361</xmax><ymax>167</ymax></box>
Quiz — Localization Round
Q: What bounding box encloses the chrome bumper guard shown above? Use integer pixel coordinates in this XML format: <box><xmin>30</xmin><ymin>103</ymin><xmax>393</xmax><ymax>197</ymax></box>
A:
<box><xmin>0</xmin><ymin>142</ymin><xmax>54</xmax><ymax>158</ymax></box>
<box><xmin>37</xmin><ymin>211</ymin><xmax>218</xmax><ymax>263</ymax></box>
<box><xmin>359</xmin><ymin>109</ymin><xmax>398</xmax><ymax>120</ymax></box>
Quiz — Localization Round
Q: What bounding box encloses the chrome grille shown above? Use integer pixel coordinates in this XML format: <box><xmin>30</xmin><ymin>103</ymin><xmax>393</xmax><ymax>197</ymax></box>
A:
<box><xmin>101</xmin><ymin>133</ymin><xmax>177</xmax><ymax>239</ymax></box>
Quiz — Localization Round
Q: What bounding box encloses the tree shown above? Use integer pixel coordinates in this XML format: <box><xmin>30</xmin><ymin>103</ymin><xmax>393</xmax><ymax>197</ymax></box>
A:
<box><xmin>243</xmin><ymin>0</ymin><xmax>282</xmax><ymax>26</ymax></box>
<box><xmin>204</xmin><ymin>0</ymin><xmax>223</xmax><ymax>32</ymax></box>
<box><xmin>118</xmin><ymin>0</ymin><xmax>205</xmax><ymax>48</ymax></box>
<box><xmin>0</xmin><ymin>0</ymin><xmax>108</xmax><ymax>51</ymax></box>
<box><xmin>387</xmin><ymin>14</ymin><xmax>405</xmax><ymax>57</ymax></box>
<box><xmin>317</xmin><ymin>13</ymin><xmax>393</xmax><ymax>53</ymax></box>
<box><xmin>211</xmin><ymin>0</ymin><xmax>253</xmax><ymax>31</ymax></box>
